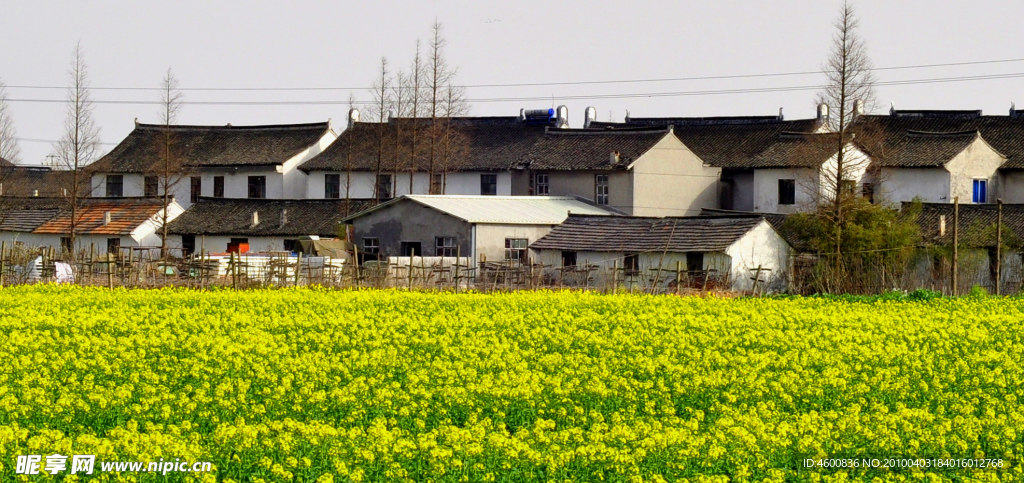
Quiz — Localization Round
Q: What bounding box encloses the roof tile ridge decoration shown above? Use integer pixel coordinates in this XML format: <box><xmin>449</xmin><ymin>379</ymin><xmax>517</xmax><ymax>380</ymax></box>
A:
<box><xmin>620</xmin><ymin>115</ymin><xmax>796</xmax><ymax>126</ymax></box>
<box><xmin>889</xmin><ymin>110</ymin><xmax>984</xmax><ymax>119</ymax></box>
<box><xmin>905</xmin><ymin>129</ymin><xmax>980</xmax><ymax>138</ymax></box>
<box><xmin>134</xmin><ymin>121</ymin><xmax>330</xmax><ymax>131</ymax></box>
<box><xmin>543</xmin><ymin>126</ymin><xmax>670</xmax><ymax>135</ymax></box>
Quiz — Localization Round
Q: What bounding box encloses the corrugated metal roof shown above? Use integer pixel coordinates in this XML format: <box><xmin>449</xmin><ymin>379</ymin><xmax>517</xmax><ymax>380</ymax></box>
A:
<box><xmin>346</xmin><ymin>195</ymin><xmax>612</xmax><ymax>225</ymax></box>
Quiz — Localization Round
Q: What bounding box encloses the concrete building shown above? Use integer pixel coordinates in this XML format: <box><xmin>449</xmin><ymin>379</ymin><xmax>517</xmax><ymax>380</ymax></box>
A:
<box><xmin>88</xmin><ymin>121</ymin><xmax>337</xmax><ymax>209</ymax></box>
<box><xmin>529</xmin><ymin>213</ymin><xmax>793</xmax><ymax>292</ymax></box>
<box><xmin>165</xmin><ymin>198</ymin><xmax>375</xmax><ymax>256</ymax></box>
<box><xmin>0</xmin><ymin>197</ymin><xmax>183</xmax><ymax>253</ymax></box>
<box><xmin>342</xmin><ymin>195</ymin><xmax>612</xmax><ymax>265</ymax></box>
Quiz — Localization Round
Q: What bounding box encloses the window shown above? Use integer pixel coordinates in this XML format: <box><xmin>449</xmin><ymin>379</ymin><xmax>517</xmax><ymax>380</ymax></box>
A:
<box><xmin>283</xmin><ymin>239</ymin><xmax>299</xmax><ymax>253</ymax></box>
<box><xmin>144</xmin><ymin>176</ymin><xmax>159</xmax><ymax>197</ymax></box>
<box><xmin>973</xmin><ymin>179</ymin><xmax>988</xmax><ymax>203</ymax></box>
<box><xmin>227</xmin><ymin>238</ymin><xmax>249</xmax><ymax>254</ymax></box>
<box><xmin>401</xmin><ymin>241</ymin><xmax>423</xmax><ymax>257</ymax></box>
<box><xmin>431</xmin><ymin>173</ymin><xmax>443</xmax><ymax>194</ymax></box>
<box><xmin>480</xmin><ymin>174</ymin><xmax>498</xmax><ymax>196</ymax></box>
<box><xmin>190</xmin><ymin>176</ymin><xmax>202</xmax><ymax>203</ymax></box>
<box><xmin>535</xmin><ymin>173</ymin><xmax>549</xmax><ymax>195</ymax></box>
<box><xmin>778</xmin><ymin>179</ymin><xmax>796</xmax><ymax>205</ymax></box>
<box><xmin>595</xmin><ymin>175</ymin><xmax>609</xmax><ymax>205</ymax></box>
<box><xmin>623</xmin><ymin>253</ymin><xmax>639</xmax><ymax>275</ymax></box>
<box><xmin>840</xmin><ymin>179</ymin><xmax>856</xmax><ymax>196</ymax></box>
<box><xmin>107</xmin><ymin>237</ymin><xmax>121</xmax><ymax>254</ymax></box>
<box><xmin>686</xmin><ymin>252</ymin><xmax>704</xmax><ymax>274</ymax></box>
<box><xmin>561</xmin><ymin>251</ymin><xmax>577</xmax><ymax>267</ymax></box>
<box><xmin>862</xmin><ymin>182</ymin><xmax>875</xmax><ymax>204</ymax></box>
<box><xmin>505</xmin><ymin>238</ymin><xmax>528</xmax><ymax>262</ymax></box>
<box><xmin>362</xmin><ymin>237</ymin><xmax>380</xmax><ymax>254</ymax></box>
<box><xmin>248</xmin><ymin>176</ymin><xmax>266</xmax><ymax>199</ymax></box>
<box><xmin>376</xmin><ymin>174</ymin><xmax>393</xmax><ymax>199</ymax></box>
<box><xmin>325</xmin><ymin>173</ymin><xmax>341</xmax><ymax>199</ymax></box>
<box><xmin>182</xmin><ymin>235</ymin><xmax>196</xmax><ymax>257</ymax></box>
<box><xmin>106</xmin><ymin>175</ymin><xmax>123</xmax><ymax>197</ymax></box>
<box><xmin>60</xmin><ymin>237</ymin><xmax>73</xmax><ymax>254</ymax></box>
<box><xmin>435</xmin><ymin>236</ymin><xmax>457</xmax><ymax>257</ymax></box>
<box><xmin>213</xmin><ymin>176</ymin><xmax>225</xmax><ymax>198</ymax></box>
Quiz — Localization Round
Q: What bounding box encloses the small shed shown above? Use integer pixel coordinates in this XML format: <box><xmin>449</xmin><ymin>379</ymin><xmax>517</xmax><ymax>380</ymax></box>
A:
<box><xmin>342</xmin><ymin>195</ymin><xmax>613</xmax><ymax>265</ymax></box>
<box><xmin>529</xmin><ymin>213</ymin><xmax>793</xmax><ymax>292</ymax></box>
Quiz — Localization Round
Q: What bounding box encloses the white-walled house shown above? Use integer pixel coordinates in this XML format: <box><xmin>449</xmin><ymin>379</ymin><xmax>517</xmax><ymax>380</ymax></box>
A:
<box><xmin>868</xmin><ymin>131</ymin><xmax>1006</xmax><ymax>205</ymax></box>
<box><xmin>299</xmin><ymin>109</ymin><xmax>556</xmax><ymax>200</ymax></box>
<box><xmin>0</xmin><ymin>197</ymin><xmax>183</xmax><ymax>253</ymax></box>
<box><xmin>511</xmin><ymin>126</ymin><xmax>722</xmax><ymax>216</ymax></box>
<box><xmin>529</xmin><ymin>213</ymin><xmax>793</xmax><ymax>292</ymax></box>
<box><xmin>342</xmin><ymin>195</ymin><xmax>612</xmax><ymax>266</ymax></box>
<box><xmin>857</xmin><ymin>109</ymin><xmax>1024</xmax><ymax>204</ymax></box>
<box><xmin>165</xmin><ymin>198</ymin><xmax>375</xmax><ymax>256</ymax></box>
<box><xmin>89</xmin><ymin>121</ymin><xmax>337</xmax><ymax>209</ymax></box>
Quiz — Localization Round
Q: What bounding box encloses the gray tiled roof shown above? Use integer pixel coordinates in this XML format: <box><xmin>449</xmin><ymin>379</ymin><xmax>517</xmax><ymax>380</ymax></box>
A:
<box><xmin>857</xmin><ymin>110</ymin><xmax>1024</xmax><ymax>169</ymax></box>
<box><xmin>91</xmin><ymin>122</ymin><xmax>332</xmax><ymax>173</ymax></box>
<box><xmin>167</xmin><ymin>197</ymin><xmax>376</xmax><ymax>237</ymax></box>
<box><xmin>871</xmin><ymin>131</ymin><xmax>988</xmax><ymax>168</ymax></box>
<box><xmin>588</xmin><ymin>116</ymin><xmax>823</xmax><ymax>169</ymax></box>
<box><xmin>518</xmin><ymin>127</ymin><xmax>670</xmax><ymax>170</ymax></box>
<box><xmin>529</xmin><ymin>213</ymin><xmax>769</xmax><ymax>253</ymax></box>
<box><xmin>1</xmin><ymin>168</ymin><xmax>87</xmax><ymax>197</ymax></box>
<box><xmin>299</xmin><ymin>117</ymin><xmax>547</xmax><ymax>172</ymax></box>
<box><xmin>910</xmin><ymin>202</ymin><xmax>1024</xmax><ymax>247</ymax></box>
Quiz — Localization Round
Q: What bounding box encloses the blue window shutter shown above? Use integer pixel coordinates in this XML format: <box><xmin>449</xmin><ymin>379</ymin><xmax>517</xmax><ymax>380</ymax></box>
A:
<box><xmin>973</xmin><ymin>180</ymin><xmax>980</xmax><ymax>203</ymax></box>
<box><xmin>981</xmin><ymin>180</ymin><xmax>987</xmax><ymax>203</ymax></box>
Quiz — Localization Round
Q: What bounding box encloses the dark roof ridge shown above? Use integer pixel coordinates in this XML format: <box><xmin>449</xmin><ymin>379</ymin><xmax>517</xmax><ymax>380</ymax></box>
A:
<box><xmin>135</xmin><ymin>121</ymin><xmax>330</xmax><ymax>132</ymax></box>
<box><xmin>543</xmin><ymin>126</ymin><xmax>669</xmax><ymax>135</ymax></box>
<box><xmin>889</xmin><ymin>109</ymin><xmax>983</xmax><ymax>119</ymax></box>
<box><xmin>905</xmin><ymin>129</ymin><xmax>979</xmax><ymax>137</ymax></box>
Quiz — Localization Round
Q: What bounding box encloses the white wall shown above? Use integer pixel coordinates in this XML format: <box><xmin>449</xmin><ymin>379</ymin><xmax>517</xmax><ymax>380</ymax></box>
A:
<box><xmin>946</xmin><ymin>137</ymin><xmax>1005</xmax><ymax>204</ymax></box>
<box><xmin>473</xmin><ymin>223</ymin><xmax>555</xmax><ymax>265</ymax></box>
<box><xmin>92</xmin><ymin>173</ymin><xmax>147</xmax><ymax>197</ymax></box>
<box><xmin>724</xmin><ymin>219</ymin><xmax>792</xmax><ymax>292</ymax></box>
<box><xmin>306</xmin><ymin>171</ymin><xmax>511</xmax><ymax>198</ymax></box>
<box><xmin>167</xmin><ymin>235</ymin><xmax>290</xmax><ymax>256</ymax></box>
<box><xmin>630</xmin><ymin>134</ymin><xmax>721</xmax><ymax>216</ymax></box>
<box><xmin>876</xmin><ymin>168</ymin><xmax>950</xmax><ymax>205</ymax></box>
<box><xmin>752</xmin><ymin>145</ymin><xmax>869</xmax><ymax>214</ymax></box>
<box><xmin>1003</xmin><ymin>171</ymin><xmax>1024</xmax><ymax>203</ymax></box>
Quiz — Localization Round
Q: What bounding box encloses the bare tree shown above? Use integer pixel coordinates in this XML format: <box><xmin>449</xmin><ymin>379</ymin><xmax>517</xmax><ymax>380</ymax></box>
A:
<box><xmin>0</xmin><ymin>79</ymin><xmax>21</xmax><ymax>166</ymax></box>
<box><xmin>815</xmin><ymin>0</ymin><xmax>876</xmax><ymax>259</ymax></box>
<box><xmin>367</xmin><ymin>57</ymin><xmax>392</xmax><ymax>202</ymax></box>
<box><xmin>391</xmin><ymin>70</ymin><xmax>409</xmax><ymax>197</ymax></box>
<box><xmin>54</xmin><ymin>43</ymin><xmax>101</xmax><ymax>260</ymax></box>
<box><xmin>407</xmin><ymin>40</ymin><xmax>425</xmax><ymax>194</ymax></box>
<box><xmin>440</xmin><ymin>81</ymin><xmax>469</xmax><ymax>192</ymax></box>
<box><xmin>154</xmin><ymin>68</ymin><xmax>185</xmax><ymax>258</ymax></box>
<box><xmin>344</xmin><ymin>94</ymin><xmax>357</xmax><ymax>216</ymax></box>
<box><xmin>427</xmin><ymin>20</ymin><xmax>456</xmax><ymax>193</ymax></box>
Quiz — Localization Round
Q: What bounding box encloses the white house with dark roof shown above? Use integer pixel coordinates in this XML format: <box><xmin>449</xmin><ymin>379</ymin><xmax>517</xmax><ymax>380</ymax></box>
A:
<box><xmin>510</xmin><ymin>126</ymin><xmax>722</xmax><ymax>216</ymax></box>
<box><xmin>299</xmin><ymin>108</ymin><xmax>564</xmax><ymax>200</ymax></box>
<box><xmin>89</xmin><ymin>121</ymin><xmax>337</xmax><ymax>208</ymax></box>
<box><xmin>856</xmin><ymin>109</ymin><xmax>1024</xmax><ymax>204</ymax></box>
<box><xmin>529</xmin><ymin>213</ymin><xmax>793</xmax><ymax>292</ymax></box>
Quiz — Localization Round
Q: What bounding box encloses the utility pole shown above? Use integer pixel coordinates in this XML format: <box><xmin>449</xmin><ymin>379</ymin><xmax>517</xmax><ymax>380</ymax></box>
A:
<box><xmin>952</xmin><ymin>197</ymin><xmax>959</xmax><ymax>296</ymax></box>
<box><xmin>996</xmin><ymin>199</ymin><xmax>1003</xmax><ymax>295</ymax></box>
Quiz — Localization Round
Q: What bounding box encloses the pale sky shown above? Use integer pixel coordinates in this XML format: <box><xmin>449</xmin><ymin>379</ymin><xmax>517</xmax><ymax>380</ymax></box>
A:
<box><xmin>2</xmin><ymin>1</ymin><xmax>1023</xmax><ymax>165</ymax></box>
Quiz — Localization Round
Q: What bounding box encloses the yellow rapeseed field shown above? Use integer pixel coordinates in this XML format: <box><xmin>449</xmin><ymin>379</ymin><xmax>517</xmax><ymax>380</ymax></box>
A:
<box><xmin>0</xmin><ymin>286</ymin><xmax>1021</xmax><ymax>482</ymax></box>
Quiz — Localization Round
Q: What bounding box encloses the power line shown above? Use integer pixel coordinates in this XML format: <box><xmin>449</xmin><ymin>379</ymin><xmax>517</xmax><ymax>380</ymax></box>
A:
<box><xmin>6</xmin><ymin>71</ymin><xmax>1024</xmax><ymax>107</ymax></box>
<box><xmin>15</xmin><ymin>137</ymin><xmax>118</xmax><ymax>146</ymax></box>
<box><xmin>5</xmin><ymin>57</ymin><xmax>1024</xmax><ymax>92</ymax></box>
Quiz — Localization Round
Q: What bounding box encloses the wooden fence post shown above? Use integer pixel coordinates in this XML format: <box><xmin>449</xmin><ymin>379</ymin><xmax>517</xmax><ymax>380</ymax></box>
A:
<box><xmin>294</xmin><ymin>252</ymin><xmax>302</xmax><ymax>287</ymax></box>
<box><xmin>454</xmin><ymin>246</ymin><xmax>461</xmax><ymax>294</ymax></box>
<box><xmin>996</xmin><ymin>198</ymin><xmax>1003</xmax><ymax>295</ymax></box>
<box><xmin>612</xmin><ymin>260</ymin><xmax>618</xmax><ymax>295</ymax></box>
<box><xmin>952</xmin><ymin>197</ymin><xmax>959</xmax><ymax>296</ymax></box>
<box><xmin>0</xmin><ymin>241</ymin><xmax>6</xmax><ymax>287</ymax></box>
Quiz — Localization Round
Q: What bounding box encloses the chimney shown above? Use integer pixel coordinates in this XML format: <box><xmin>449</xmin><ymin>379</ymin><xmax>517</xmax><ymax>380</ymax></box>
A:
<box><xmin>555</xmin><ymin>105</ymin><xmax>569</xmax><ymax>129</ymax></box>
<box><xmin>32</xmin><ymin>189</ymin><xmax>39</xmax><ymax>197</ymax></box>
<box><xmin>1012</xmin><ymin>102</ymin><xmax>1018</xmax><ymax>117</ymax></box>
<box><xmin>252</xmin><ymin>211</ymin><xmax>259</xmax><ymax>226</ymax></box>
<box><xmin>610</xmin><ymin>151</ymin><xmax>621</xmax><ymax>164</ymax></box>
<box><xmin>778</xmin><ymin>107</ymin><xmax>784</xmax><ymax>120</ymax></box>
<box><xmin>280</xmin><ymin>208</ymin><xmax>288</xmax><ymax>226</ymax></box>
<box><xmin>104</xmin><ymin>211</ymin><xmax>112</xmax><ymax>225</ymax></box>
<box><xmin>584</xmin><ymin>106</ymin><xmax>597</xmax><ymax>128</ymax></box>
<box><xmin>348</xmin><ymin>108</ymin><xmax>360</xmax><ymax>128</ymax></box>
<box><xmin>387</xmin><ymin>109</ymin><xmax>395</xmax><ymax>122</ymax></box>
<box><xmin>624</xmin><ymin>109</ymin><xmax>631</xmax><ymax>123</ymax></box>
<box><xmin>817</xmin><ymin>103</ymin><xmax>829</xmax><ymax>122</ymax></box>
<box><xmin>889</xmin><ymin>101</ymin><xmax>896</xmax><ymax>116</ymax></box>
<box><xmin>853</xmin><ymin>99</ymin><xmax>865</xmax><ymax>120</ymax></box>
<box><xmin>519</xmin><ymin>108</ymin><xmax>526</xmax><ymax>121</ymax></box>
<box><xmin>939</xmin><ymin>215</ymin><xmax>946</xmax><ymax>237</ymax></box>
